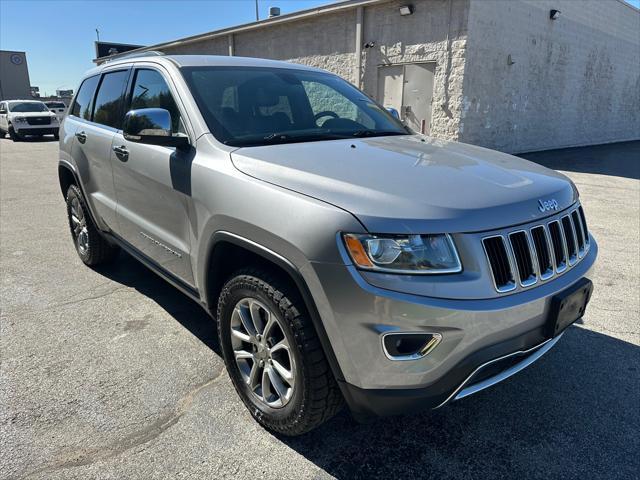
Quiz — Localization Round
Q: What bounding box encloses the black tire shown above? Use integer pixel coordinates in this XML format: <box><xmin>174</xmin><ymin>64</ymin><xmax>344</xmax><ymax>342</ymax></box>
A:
<box><xmin>8</xmin><ymin>126</ymin><xmax>20</xmax><ymax>142</ymax></box>
<box><xmin>217</xmin><ymin>269</ymin><xmax>343</xmax><ymax>435</ymax></box>
<box><xmin>65</xmin><ymin>184</ymin><xmax>119</xmax><ymax>266</ymax></box>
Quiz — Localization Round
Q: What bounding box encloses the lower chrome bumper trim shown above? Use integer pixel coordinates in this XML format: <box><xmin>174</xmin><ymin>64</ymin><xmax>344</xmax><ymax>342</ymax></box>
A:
<box><xmin>436</xmin><ymin>332</ymin><xmax>564</xmax><ymax>408</ymax></box>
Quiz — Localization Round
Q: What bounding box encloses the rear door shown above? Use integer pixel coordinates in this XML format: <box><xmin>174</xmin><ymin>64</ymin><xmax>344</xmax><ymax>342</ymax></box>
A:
<box><xmin>111</xmin><ymin>66</ymin><xmax>195</xmax><ymax>285</ymax></box>
<box><xmin>66</xmin><ymin>68</ymin><xmax>130</xmax><ymax>229</ymax></box>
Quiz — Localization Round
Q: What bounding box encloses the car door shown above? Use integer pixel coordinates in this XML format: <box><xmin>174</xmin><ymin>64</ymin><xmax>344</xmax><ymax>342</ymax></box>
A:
<box><xmin>65</xmin><ymin>69</ymin><xmax>130</xmax><ymax>229</ymax></box>
<box><xmin>111</xmin><ymin>65</ymin><xmax>195</xmax><ymax>285</ymax></box>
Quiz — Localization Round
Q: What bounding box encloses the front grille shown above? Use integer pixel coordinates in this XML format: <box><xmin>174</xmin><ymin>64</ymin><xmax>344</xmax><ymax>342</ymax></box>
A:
<box><xmin>509</xmin><ymin>231</ymin><xmax>536</xmax><ymax>286</ymax></box>
<box><xmin>483</xmin><ymin>205</ymin><xmax>590</xmax><ymax>293</ymax></box>
<box><xmin>482</xmin><ymin>236</ymin><xmax>515</xmax><ymax>292</ymax></box>
<box><xmin>561</xmin><ymin>215</ymin><xmax>578</xmax><ymax>264</ymax></box>
<box><xmin>26</xmin><ymin>116</ymin><xmax>51</xmax><ymax>126</ymax></box>
<box><xmin>530</xmin><ymin>226</ymin><xmax>554</xmax><ymax>280</ymax></box>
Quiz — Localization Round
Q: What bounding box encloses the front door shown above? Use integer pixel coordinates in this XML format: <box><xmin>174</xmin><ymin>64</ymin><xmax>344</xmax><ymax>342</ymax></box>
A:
<box><xmin>377</xmin><ymin>63</ymin><xmax>435</xmax><ymax>134</ymax></box>
<box><xmin>112</xmin><ymin>66</ymin><xmax>195</xmax><ymax>285</ymax></box>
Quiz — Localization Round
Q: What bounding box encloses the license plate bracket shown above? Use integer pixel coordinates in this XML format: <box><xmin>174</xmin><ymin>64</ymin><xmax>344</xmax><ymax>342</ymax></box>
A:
<box><xmin>546</xmin><ymin>278</ymin><xmax>593</xmax><ymax>338</ymax></box>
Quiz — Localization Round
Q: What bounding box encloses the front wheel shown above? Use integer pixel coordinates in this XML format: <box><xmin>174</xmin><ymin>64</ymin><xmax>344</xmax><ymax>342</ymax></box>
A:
<box><xmin>8</xmin><ymin>126</ymin><xmax>20</xmax><ymax>142</ymax></box>
<box><xmin>65</xmin><ymin>184</ymin><xmax>119</xmax><ymax>266</ymax></box>
<box><xmin>217</xmin><ymin>269</ymin><xmax>343</xmax><ymax>435</ymax></box>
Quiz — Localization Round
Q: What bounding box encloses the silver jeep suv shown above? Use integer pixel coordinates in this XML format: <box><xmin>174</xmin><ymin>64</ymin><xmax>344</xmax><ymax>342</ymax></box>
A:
<box><xmin>58</xmin><ymin>54</ymin><xmax>597</xmax><ymax>435</ymax></box>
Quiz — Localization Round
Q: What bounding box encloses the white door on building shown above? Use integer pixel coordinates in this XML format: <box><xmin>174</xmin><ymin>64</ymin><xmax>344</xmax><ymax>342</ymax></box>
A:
<box><xmin>377</xmin><ymin>63</ymin><xmax>435</xmax><ymax>134</ymax></box>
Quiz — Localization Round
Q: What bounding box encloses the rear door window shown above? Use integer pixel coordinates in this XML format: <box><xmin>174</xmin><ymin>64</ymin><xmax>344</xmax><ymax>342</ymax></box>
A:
<box><xmin>71</xmin><ymin>75</ymin><xmax>99</xmax><ymax>120</ymax></box>
<box><xmin>92</xmin><ymin>70</ymin><xmax>129</xmax><ymax>129</ymax></box>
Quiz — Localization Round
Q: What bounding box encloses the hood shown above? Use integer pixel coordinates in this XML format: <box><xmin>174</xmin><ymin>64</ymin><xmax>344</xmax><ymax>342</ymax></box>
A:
<box><xmin>231</xmin><ymin>135</ymin><xmax>576</xmax><ymax>233</ymax></box>
<box><xmin>10</xmin><ymin>111</ymin><xmax>56</xmax><ymax>118</ymax></box>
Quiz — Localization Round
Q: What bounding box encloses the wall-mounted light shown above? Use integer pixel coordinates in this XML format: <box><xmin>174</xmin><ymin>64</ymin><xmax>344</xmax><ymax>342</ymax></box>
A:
<box><xmin>549</xmin><ymin>9</ymin><xmax>561</xmax><ymax>20</ymax></box>
<box><xmin>399</xmin><ymin>5</ymin><xmax>414</xmax><ymax>16</ymax></box>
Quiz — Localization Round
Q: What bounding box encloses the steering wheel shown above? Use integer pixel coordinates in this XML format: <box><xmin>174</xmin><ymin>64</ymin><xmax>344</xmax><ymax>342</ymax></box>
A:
<box><xmin>314</xmin><ymin>111</ymin><xmax>339</xmax><ymax>126</ymax></box>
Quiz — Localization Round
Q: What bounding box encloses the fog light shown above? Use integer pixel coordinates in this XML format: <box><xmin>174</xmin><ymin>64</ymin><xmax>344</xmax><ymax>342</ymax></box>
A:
<box><xmin>382</xmin><ymin>332</ymin><xmax>442</xmax><ymax>360</ymax></box>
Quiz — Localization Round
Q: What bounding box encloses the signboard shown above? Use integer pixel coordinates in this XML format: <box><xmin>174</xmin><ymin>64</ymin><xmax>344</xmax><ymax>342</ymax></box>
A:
<box><xmin>95</xmin><ymin>42</ymin><xmax>144</xmax><ymax>60</ymax></box>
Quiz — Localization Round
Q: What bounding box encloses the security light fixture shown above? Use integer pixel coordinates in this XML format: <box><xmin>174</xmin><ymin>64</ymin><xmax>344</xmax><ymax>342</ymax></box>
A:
<box><xmin>399</xmin><ymin>5</ymin><xmax>414</xmax><ymax>16</ymax></box>
<box><xmin>550</xmin><ymin>9</ymin><xmax>561</xmax><ymax>20</ymax></box>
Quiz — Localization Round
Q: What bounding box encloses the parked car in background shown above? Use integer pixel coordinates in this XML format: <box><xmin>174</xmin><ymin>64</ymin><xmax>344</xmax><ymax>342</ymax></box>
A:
<box><xmin>0</xmin><ymin>100</ymin><xmax>59</xmax><ymax>141</ymax></box>
<box><xmin>58</xmin><ymin>54</ymin><xmax>597</xmax><ymax>435</ymax></box>
<box><xmin>45</xmin><ymin>101</ymin><xmax>68</xmax><ymax>121</ymax></box>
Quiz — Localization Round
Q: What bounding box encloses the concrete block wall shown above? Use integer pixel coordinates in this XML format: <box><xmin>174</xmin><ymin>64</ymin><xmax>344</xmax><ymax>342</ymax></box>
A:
<box><xmin>360</xmin><ymin>0</ymin><xmax>469</xmax><ymax>140</ymax></box>
<box><xmin>460</xmin><ymin>0</ymin><xmax>640</xmax><ymax>152</ymax></box>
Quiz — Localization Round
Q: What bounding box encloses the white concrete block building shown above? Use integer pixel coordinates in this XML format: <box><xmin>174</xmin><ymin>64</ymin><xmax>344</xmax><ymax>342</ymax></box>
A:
<box><xmin>98</xmin><ymin>0</ymin><xmax>640</xmax><ymax>153</ymax></box>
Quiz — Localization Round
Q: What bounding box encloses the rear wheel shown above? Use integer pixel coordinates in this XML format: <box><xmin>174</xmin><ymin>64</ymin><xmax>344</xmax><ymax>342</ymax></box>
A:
<box><xmin>218</xmin><ymin>269</ymin><xmax>343</xmax><ymax>435</ymax></box>
<box><xmin>65</xmin><ymin>184</ymin><xmax>119</xmax><ymax>266</ymax></box>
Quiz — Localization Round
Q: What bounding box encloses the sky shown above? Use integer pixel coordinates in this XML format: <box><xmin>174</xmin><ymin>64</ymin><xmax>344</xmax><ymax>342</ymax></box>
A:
<box><xmin>1</xmin><ymin>0</ymin><xmax>639</xmax><ymax>96</ymax></box>
<box><xmin>0</xmin><ymin>0</ymin><xmax>334</xmax><ymax>95</ymax></box>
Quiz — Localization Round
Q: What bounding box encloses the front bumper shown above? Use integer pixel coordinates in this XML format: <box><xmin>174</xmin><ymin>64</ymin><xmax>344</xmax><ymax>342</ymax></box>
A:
<box><xmin>15</xmin><ymin>126</ymin><xmax>58</xmax><ymax>136</ymax></box>
<box><xmin>309</xmin><ymin>237</ymin><xmax>597</xmax><ymax>418</ymax></box>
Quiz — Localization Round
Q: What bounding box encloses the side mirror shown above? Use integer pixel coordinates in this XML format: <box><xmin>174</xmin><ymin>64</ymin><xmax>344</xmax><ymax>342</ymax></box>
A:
<box><xmin>385</xmin><ymin>107</ymin><xmax>400</xmax><ymax>120</ymax></box>
<box><xmin>123</xmin><ymin>108</ymin><xmax>189</xmax><ymax>148</ymax></box>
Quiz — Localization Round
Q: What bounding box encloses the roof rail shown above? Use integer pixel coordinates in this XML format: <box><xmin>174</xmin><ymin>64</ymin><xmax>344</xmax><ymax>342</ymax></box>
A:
<box><xmin>103</xmin><ymin>50</ymin><xmax>164</xmax><ymax>63</ymax></box>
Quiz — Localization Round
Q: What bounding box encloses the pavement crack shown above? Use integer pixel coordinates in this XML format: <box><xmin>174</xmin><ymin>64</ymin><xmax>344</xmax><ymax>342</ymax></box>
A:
<box><xmin>6</xmin><ymin>286</ymin><xmax>127</xmax><ymax>316</ymax></box>
<box><xmin>19</xmin><ymin>369</ymin><xmax>225</xmax><ymax>479</ymax></box>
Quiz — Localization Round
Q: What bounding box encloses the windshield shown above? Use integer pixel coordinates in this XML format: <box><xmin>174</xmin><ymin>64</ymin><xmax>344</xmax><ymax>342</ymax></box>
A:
<box><xmin>181</xmin><ymin>66</ymin><xmax>409</xmax><ymax>147</ymax></box>
<box><xmin>8</xmin><ymin>102</ymin><xmax>49</xmax><ymax>113</ymax></box>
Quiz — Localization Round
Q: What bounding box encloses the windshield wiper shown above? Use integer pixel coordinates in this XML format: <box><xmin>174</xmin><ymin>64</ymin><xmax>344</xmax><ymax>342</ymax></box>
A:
<box><xmin>350</xmin><ymin>130</ymin><xmax>406</xmax><ymax>138</ymax></box>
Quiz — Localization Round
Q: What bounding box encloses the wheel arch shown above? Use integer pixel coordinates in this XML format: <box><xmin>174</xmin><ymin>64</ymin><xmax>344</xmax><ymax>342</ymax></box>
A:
<box><xmin>203</xmin><ymin>231</ymin><xmax>346</xmax><ymax>384</ymax></box>
<box><xmin>58</xmin><ymin>161</ymin><xmax>78</xmax><ymax>198</ymax></box>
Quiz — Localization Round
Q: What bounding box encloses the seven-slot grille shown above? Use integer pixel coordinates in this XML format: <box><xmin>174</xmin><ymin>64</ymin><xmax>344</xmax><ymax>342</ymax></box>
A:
<box><xmin>482</xmin><ymin>205</ymin><xmax>590</xmax><ymax>293</ymax></box>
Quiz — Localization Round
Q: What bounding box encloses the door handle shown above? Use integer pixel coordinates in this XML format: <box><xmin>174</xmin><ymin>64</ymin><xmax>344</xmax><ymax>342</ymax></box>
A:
<box><xmin>75</xmin><ymin>131</ymin><xmax>87</xmax><ymax>143</ymax></box>
<box><xmin>112</xmin><ymin>145</ymin><xmax>129</xmax><ymax>161</ymax></box>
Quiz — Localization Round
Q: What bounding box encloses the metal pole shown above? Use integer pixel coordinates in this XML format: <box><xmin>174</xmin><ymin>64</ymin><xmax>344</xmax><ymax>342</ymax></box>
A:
<box><xmin>255</xmin><ymin>0</ymin><xmax>259</xmax><ymax>21</ymax></box>
<box><xmin>96</xmin><ymin>28</ymin><xmax>100</xmax><ymax>42</ymax></box>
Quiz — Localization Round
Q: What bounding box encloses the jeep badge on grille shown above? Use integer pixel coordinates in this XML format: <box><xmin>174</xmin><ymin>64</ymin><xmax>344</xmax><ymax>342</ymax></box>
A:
<box><xmin>538</xmin><ymin>198</ymin><xmax>559</xmax><ymax>213</ymax></box>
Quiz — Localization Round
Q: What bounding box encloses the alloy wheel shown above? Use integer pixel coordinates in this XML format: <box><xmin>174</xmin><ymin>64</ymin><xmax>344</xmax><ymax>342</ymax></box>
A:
<box><xmin>70</xmin><ymin>197</ymin><xmax>89</xmax><ymax>255</ymax></box>
<box><xmin>230</xmin><ymin>298</ymin><xmax>296</xmax><ymax>408</ymax></box>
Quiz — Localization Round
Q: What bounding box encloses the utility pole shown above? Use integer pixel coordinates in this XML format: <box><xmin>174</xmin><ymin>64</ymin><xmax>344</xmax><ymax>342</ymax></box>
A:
<box><xmin>95</xmin><ymin>28</ymin><xmax>100</xmax><ymax>42</ymax></box>
<box><xmin>255</xmin><ymin>0</ymin><xmax>259</xmax><ymax>21</ymax></box>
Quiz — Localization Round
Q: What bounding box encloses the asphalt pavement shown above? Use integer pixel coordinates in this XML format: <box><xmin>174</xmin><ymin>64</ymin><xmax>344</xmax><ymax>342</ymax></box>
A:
<box><xmin>1</xmin><ymin>137</ymin><xmax>638</xmax><ymax>479</ymax></box>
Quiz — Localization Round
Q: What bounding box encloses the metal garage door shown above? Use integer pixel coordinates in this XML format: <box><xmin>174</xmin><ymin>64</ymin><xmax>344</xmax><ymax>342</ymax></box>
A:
<box><xmin>377</xmin><ymin>63</ymin><xmax>435</xmax><ymax>134</ymax></box>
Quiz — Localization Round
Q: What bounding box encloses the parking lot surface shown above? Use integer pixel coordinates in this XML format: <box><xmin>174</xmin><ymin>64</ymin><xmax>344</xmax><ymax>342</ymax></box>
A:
<box><xmin>1</xmin><ymin>137</ymin><xmax>638</xmax><ymax>480</ymax></box>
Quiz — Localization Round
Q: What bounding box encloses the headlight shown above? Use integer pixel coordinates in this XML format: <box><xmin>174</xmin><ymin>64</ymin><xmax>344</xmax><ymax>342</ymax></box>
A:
<box><xmin>13</xmin><ymin>117</ymin><xmax>27</xmax><ymax>123</ymax></box>
<box><xmin>343</xmin><ymin>233</ymin><xmax>462</xmax><ymax>274</ymax></box>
